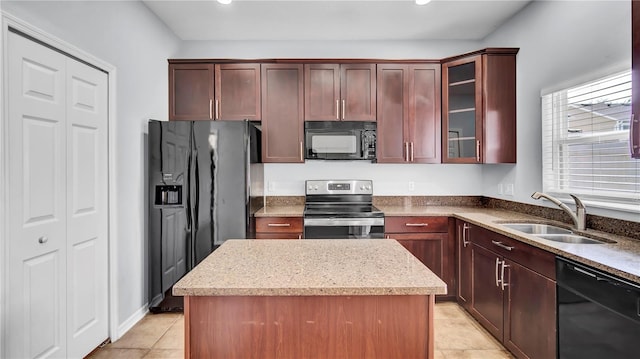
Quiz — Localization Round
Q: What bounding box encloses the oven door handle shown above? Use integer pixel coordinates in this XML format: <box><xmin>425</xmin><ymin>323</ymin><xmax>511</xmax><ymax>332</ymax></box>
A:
<box><xmin>304</xmin><ymin>218</ymin><xmax>385</xmax><ymax>227</ymax></box>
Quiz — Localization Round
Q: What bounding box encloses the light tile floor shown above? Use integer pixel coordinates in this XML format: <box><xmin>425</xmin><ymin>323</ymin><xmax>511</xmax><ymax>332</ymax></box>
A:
<box><xmin>88</xmin><ymin>302</ymin><xmax>513</xmax><ymax>359</ymax></box>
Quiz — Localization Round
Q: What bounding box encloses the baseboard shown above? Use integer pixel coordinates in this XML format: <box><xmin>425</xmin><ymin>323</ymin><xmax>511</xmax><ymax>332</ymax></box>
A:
<box><xmin>115</xmin><ymin>305</ymin><xmax>148</xmax><ymax>341</ymax></box>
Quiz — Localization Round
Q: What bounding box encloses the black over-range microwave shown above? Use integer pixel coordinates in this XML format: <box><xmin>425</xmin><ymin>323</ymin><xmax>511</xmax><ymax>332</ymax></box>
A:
<box><xmin>304</xmin><ymin>121</ymin><xmax>377</xmax><ymax>161</ymax></box>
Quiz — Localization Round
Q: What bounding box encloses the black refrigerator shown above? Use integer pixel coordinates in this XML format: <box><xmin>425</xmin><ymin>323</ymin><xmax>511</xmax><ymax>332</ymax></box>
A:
<box><xmin>148</xmin><ymin>120</ymin><xmax>263</xmax><ymax>311</ymax></box>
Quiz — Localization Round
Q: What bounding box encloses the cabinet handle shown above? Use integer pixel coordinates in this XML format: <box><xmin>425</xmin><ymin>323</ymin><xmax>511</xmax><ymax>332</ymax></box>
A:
<box><xmin>404</xmin><ymin>142</ymin><xmax>409</xmax><ymax>162</ymax></box>
<box><xmin>631</xmin><ymin>113</ymin><xmax>639</xmax><ymax>157</ymax></box>
<box><xmin>501</xmin><ymin>262</ymin><xmax>510</xmax><ymax>291</ymax></box>
<box><xmin>492</xmin><ymin>240</ymin><xmax>514</xmax><ymax>251</ymax></box>
<box><xmin>336</xmin><ymin>100</ymin><xmax>340</xmax><ymax>120</ymax></box>
<box><xmin>300</xmin><ymin>141</ymin><xmax>304</xmax><ymax>162</ymax></box>
<box><xmin>495</xmin><ymin>258</ymin><xmax>502</xmax><ymax>287</ymax></box>
<box><xmin>267</xmin><ymin>223</ymin><xmax>291</xmax><ymax>227</ymax></box>
<box><xmin>209</xmin><ymin>99</ymin><xmax>213</xmax><ymax>120</ymax></box>
<box><xmin>38</xmin><ymin>236</ymin><xmax>48</xmax><ymax>244</ymax></box>
<box><xmin>476</xmin><ymin>140</ymin><xmax>481</xmax><ymax>162</ymax></box>
<box><xmin>462</xmin><ymin>223</ymin><xmax>470</xmax><ymax>247</ymax></box>
<box><xmin>405</xmin><ymin>223</ymin><xmax>429</xmax><ymax>227</ymax></box>
<box><xmin>410</xmin><ymin>142</ymin><xmax>414</xmax><ymax>162</ymax></box>
<box><xmin>342</xmin><ymin>99</ymin><xmax>346</xmax><ymax>120</ymax></box>
<box><xmin>215</xmin><ymin>99</ymin><xmax>220</xmax><ymax>120</ymax></box>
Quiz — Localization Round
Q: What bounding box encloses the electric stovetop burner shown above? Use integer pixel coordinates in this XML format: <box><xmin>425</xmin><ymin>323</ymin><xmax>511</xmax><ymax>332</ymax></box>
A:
<box><xmin>303</xmin><ymin>179</ymin><xmax>382</xmax><ymax>218</ymax></box>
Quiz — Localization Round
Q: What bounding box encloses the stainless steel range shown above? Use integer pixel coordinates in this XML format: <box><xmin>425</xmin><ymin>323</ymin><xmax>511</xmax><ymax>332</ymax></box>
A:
<box><xmin>303</xmin><ymin>180</ymin><xmax>384</xmax><ymax>239</ymax></box>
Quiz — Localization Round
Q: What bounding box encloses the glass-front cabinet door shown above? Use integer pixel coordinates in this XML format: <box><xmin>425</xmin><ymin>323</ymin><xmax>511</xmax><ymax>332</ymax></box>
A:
<box><xmin>443</xmin><ymin>56</ymin><xmax>483</xmax><ymax>163</ymax></box>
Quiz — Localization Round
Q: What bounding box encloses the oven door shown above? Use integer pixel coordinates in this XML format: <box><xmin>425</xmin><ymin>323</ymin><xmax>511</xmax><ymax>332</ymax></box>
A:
<box><xmin>303</xmin><ymin>218</ymin><xmax>384</xmax><ymax>239</ymax></box>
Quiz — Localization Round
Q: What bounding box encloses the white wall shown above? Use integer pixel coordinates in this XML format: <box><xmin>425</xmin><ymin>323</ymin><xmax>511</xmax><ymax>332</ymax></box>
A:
<box><xmin>179</xmin><ymin>39</ymin><xmax>479</xmax><ymax>59</ymax></box>
<box><xmin>265</xmin><ymin>162</ymin><xmax>484</xmax><ymax>196</ymax></box>
<box><xmin>0</xmin><ymin>0</ymin><xmax>181</xmax><ymax>333</ymax></box>
<box><xmin>480</xmin><ymin>0</ymin><xmax>635</xmax><ymax>221</ymax></box>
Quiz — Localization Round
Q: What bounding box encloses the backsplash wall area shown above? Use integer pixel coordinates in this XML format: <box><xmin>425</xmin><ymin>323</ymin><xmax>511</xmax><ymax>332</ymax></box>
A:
<box><xmin>264</xmin><ymin>162</ymin><xmax>484</xmax><ymax>196</ymax></box>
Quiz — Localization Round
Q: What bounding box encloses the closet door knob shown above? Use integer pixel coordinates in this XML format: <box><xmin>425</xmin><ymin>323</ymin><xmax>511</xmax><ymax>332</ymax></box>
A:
<box><xmin>38</xmin><ymin>236</ymin><xmax>48</xmax><ymax>244</ymax></box>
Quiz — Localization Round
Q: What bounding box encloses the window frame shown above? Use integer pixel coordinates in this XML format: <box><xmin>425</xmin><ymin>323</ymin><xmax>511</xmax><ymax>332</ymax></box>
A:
<box><xmin>540</xmin><ymin>70</ymin><xmax>640</xmax><ymax>213</ymax></box>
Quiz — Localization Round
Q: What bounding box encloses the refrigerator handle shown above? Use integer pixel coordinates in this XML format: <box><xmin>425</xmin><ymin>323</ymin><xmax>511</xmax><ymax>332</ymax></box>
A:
<box><xmin>185</xmin><ymin>129</ymin><xmax>197</xmax><ymax>270</ymax></box>
<box><xmin>246</xmin><ymin>128</ymin><xmax>251</xmax><ymax>206</ymax></box>
<box><xmin>193</xmin><ymin>150</ymin><xmax>200</xmax><ymax>240</ymax></box>
<box><xmin>185</xmin><ymin>140</ymin><xmax>193</xmax><ymax>234</ymax></box>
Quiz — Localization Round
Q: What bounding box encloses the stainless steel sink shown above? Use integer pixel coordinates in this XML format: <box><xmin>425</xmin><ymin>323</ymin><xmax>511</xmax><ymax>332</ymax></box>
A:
<box><xmin>500</xmin><ymin>222</ymin><xmax>613</xmax><ymax>244</ymax></box>
<box><xmin>502</xmin><ymin>223</ymin><xmax>572</xmax><ymax>235</ymax></box>
<box><xmin>535</xmin><ymin>234</ymin><xmax>607</xmax><ymax>244</ymax></box>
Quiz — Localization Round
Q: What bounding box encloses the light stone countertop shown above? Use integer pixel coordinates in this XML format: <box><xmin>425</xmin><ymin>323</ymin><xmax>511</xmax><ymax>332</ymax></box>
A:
<box><xmin>377</xmin><ymin>204</ymin><xmax>640</xmax><ymax>283</ymax></box>
<box><xmin>252</xmin><ymin>203</ymin><xmax>640</xmax><ymax>284</ymax></box>
<box><xmin>254</xmin><ymin>205</ymin><xmax>305</xmax><ymax>217</ymax></box>
<box><xmin>173</xmin><ymin>239</ymin><xmax>448</xmax><ymax>297</ymax></box>
<box><xmin>453</xmin><ymin>210</ymin><xmax>640</xmax><ymax>284</ymax></box>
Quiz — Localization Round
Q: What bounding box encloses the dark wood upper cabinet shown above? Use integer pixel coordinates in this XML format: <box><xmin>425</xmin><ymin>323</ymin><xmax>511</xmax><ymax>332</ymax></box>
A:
<box><xmin>377</xmin><ymin>64</ymin><xmax>441</xmax><ymax>163</ymax></box>
<box><xmin>261</xmin><ymin>64</ymin><xmax>304</xmax><ymax>163</ymax></box>
<box><xmin>377</xmin><ymin>65</ymin><xmax>407</xmax><ymax>162</ymax></box>
<box><xmin>169</xmin><ymin>63</ymin><xmax>260</xmax><ymax>121</ymax></box>
<box><xmin>341</xmin><ymin>64</ymin><xmax>377</xmax><ymax>121</ymax></box>
<box><xmin>215</xmin><ymin>64</ymin><xmax>261</xmax><ymax>121</ymax></box>
<box><xmin>304</xmin><ymin>64</ymin><xmax>376</xmax><ymax>121</ymax></box>
<box><xmin>304</xmin><ymin>64</ymin><xmax>340</xmax><ymax>121</ymax></box>
<box><xmin>442</xmin><ymin>49</ymin><xmax>518</xmax><ymax>163</ymax></box>
<box><xmin>169</xmin><ymin>63</ymin><xmax>214</xmax><ymax>121</ymax></box>
<box><xmin>632</xmin><ymin>1</ymin><xmax>640</xmax><ymax>158</ymax></box>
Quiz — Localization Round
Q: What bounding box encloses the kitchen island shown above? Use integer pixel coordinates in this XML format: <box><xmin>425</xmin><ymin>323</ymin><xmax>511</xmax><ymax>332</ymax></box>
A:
<box><xmin>173</xmin><ymin>239</ymin><xmax>447</xmax><ymax>359</ymax></box>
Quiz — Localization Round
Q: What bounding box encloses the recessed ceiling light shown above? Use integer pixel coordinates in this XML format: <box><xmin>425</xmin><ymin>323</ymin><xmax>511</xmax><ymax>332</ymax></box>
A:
<box><xmin>217</xmin><ymin>0</ymin><xmax>232</xmax><ymax>5</ymax></box>
<box><xmin>416</xmin><ymin>0</ymin><xmax>432</xmax><ymax>5</ymax></box>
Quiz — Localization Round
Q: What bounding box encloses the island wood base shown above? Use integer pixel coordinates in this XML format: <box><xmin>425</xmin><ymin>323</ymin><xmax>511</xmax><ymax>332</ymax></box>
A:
<box><xmin>184</xmin><ymin>295</ymin><xmax>434</xmax><ymax>359</ymax></box>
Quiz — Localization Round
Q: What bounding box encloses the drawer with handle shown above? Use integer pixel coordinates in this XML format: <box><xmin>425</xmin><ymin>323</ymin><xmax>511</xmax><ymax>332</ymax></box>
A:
<box><xmin>470</xmin><ymin>224</ymin><xmax>555</xmax><ymax>279</ymax></box>
<box><xmin>385</xmin><ymin>216</ymin><xmax>448</xmax><ymax>233</ymax></box>
<box><xmin>255</xmin><ymin>217</ymin><xmax>303</xmax><ymax>233</ymax></box>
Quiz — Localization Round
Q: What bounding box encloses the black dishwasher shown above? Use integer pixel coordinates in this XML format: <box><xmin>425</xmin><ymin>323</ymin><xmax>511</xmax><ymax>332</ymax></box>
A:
<box><xmin>556</xmin><ymin>257</ymin><xmax>640</xmax><ymax>358</ymax></box>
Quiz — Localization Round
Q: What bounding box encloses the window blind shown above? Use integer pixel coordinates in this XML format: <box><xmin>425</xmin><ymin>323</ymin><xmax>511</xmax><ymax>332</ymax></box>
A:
<box><xmin>541</xmin><ymin>71</ymin><xmax>640</xmax><ymax>207</ymax></box>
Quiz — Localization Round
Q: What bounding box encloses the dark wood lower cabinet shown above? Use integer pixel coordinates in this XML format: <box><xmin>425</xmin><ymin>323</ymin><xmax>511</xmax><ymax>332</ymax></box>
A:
<box><xmin>470</xmin><ymin>242</ymin><xmax>504</xmax><ymax>339</ymax></box>
<box><xmin>184</xmin><ymin>295</ymin><xmax>435</xmax><ymax>359</ymax></box>
<box><xmin>254</xmin><ymin>216</ymin><xmax>303</xmax><ymax>239</ymax></box>
<box><xmin>386</xmin><ymin>216</ymin><xmax>455</xmax><ymax>301</ymax></box>
<box><xmin>460</xmin><ymin>222</ymin><xmax>557</xmax><ymax>359</ymax></box>
<box><xmin>395</xmin><ymin>233</ymin><xmax>447</xmax><ymax>280</ymax></box>
<box><xmin>503</xmin><ymin>260</ymin><xmax>556</xmax><ymax>359</ymax></box>
<box><xmin>456</xmin><ymin>220</ymin><xmax>472</xmax><ymax>309</ymax></box>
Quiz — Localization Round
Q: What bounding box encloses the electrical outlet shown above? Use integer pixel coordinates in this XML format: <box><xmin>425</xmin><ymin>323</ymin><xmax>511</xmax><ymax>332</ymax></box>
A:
<box><xmin>505</xmin><ymin>183</ymin><xmax>514</xmax><ymax>196</ymax></box>
<box><xmin>408</xmin><ymin>182</ymin><xmax>415</xmax><ymax>191</ymax></box>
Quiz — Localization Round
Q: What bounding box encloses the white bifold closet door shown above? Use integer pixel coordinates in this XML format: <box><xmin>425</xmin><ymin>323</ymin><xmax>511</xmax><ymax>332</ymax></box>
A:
<box><xmin>7</xmin><ymin>30</ymin><xmax>108</xmax><ymax>359</ymax></box>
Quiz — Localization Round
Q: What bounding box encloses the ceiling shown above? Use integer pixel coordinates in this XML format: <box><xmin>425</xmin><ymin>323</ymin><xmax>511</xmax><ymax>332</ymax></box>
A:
<box><xmin>142</xmin><ymin>0</ymin><xmax>533</xmax><ymax>41</ymax></box>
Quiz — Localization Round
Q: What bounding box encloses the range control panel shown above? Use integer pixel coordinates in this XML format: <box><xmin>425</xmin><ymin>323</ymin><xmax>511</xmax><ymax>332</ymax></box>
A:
<box><xmin>305</xmin><ymin>180</ymin><xmax>373</xmax><ymax>195</ymax></box>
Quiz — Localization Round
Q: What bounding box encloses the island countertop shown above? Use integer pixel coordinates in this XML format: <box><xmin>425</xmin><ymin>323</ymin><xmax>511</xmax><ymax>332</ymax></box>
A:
<box><xmin>173</xmin><ymin>238</ymin><xmax>447</xmax><ymax>297</ymax></box>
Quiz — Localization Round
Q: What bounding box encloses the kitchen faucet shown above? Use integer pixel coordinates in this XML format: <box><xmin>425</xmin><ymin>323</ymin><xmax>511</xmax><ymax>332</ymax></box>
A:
<box><xmin>531</xmin><ymin>192</ymin><xmax>586</xmax><ymax>230</ymax></box>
